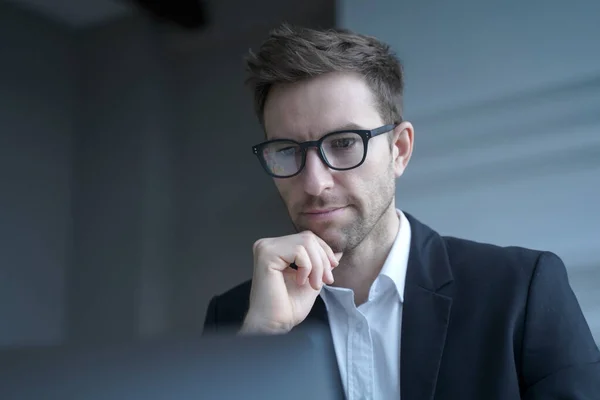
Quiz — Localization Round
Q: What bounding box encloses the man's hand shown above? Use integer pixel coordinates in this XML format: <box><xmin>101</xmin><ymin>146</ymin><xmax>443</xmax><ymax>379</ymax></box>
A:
<box><xmin>241</xmin><ymin>231</ymin><xmax>342</xmax><ymax>334</ymax></box>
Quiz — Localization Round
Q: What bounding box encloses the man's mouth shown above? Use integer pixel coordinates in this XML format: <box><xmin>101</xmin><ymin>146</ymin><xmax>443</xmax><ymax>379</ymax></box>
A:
<box><xmin>300</xmin><ymin>206</ymin><xmax>347</xmax><ymax>220</ymax></box>
<box><xmin>303</xmin><ymin>207</ymin><xmax>344</xmax><ymax>214</ymax></box>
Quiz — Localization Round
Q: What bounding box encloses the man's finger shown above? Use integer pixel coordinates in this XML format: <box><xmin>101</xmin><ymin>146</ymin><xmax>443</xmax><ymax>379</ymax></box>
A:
<box><xmin>306</xmin><ymin>241</ymin><xmax>325</xmax><ymax>290</ymax></box>
<box><xmin>318</xmin><ymin>244</ymin><xmax>334</xmax><ymax>284</ymax></box>
<box><xmin>293</xmin><ymin>246</ymin><xmax>312</xmax><ymax>285</ymax></box>
<box><xmin>313</xmin><ymin>234</ymin><xmax>340</xmax><ymax>267</ymax></box>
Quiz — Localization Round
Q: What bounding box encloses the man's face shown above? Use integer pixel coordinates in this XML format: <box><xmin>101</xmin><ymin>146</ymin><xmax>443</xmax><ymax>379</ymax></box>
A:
<box><xmin>263</xmin><ymin>72</ymin><xmax>412</xmax><ymax>253</ymax></box>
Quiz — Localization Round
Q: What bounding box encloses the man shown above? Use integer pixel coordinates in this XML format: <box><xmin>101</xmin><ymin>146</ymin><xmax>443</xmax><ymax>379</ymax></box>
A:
<box><xmin>203</xmin><ymin>24</ymin><xmax>600</xmax><ymax>399</ymax></box>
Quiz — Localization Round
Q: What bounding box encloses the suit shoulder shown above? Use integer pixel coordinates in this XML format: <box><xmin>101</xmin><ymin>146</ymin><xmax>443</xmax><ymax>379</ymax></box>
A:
<box><xmin>213</xmin><ymin>279</ymin><xmax>252</xmax><ymax>308</ymax></box>
<box><xmin>441</xmin><ymin>236</ymin><xmax>554</xmax><ymax>285</ymax></box>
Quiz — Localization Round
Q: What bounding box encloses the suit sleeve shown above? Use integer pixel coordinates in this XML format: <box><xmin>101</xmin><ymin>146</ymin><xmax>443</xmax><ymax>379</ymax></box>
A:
<box><xmin>202</xmin><ymin>295</ymin><xmax>219</xmax><ymax>335</ymax></box>
<box><xmin>521</xmin><ymin>252</ymin><xmax>600</xmax><ymax>399</ymax></box>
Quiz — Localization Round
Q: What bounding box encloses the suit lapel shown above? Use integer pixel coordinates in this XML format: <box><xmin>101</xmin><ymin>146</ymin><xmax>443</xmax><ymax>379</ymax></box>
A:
<box><xmin>401</xmin><ymin>213</ymin><xmax>454</xmax><ymax>400</ymax></box>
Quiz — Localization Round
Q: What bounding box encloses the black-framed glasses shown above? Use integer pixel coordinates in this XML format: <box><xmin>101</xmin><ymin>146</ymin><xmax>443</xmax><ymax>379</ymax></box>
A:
<box><xmin>252</xmin><ymin>122</ymin><xmax>400</xmax><ymax>178</ymax></box>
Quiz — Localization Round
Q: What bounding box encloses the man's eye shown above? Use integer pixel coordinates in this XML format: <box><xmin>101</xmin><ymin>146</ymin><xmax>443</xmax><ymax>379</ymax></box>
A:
<box><xmin>278</xmin><ymin>147</ymin><xmax>298</xmax><ymax>155</ymax></box>
<box><xmin>331</xmin><ymin>138</ymin><xmax>356</xmax><ymax>148</ymax></box>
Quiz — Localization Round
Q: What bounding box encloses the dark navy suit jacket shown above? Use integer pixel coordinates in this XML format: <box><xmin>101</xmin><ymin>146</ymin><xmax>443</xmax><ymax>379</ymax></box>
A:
<box><xmin>203</xmin><ymin>213</ymin><xmax>600</xmax><ymax>399</ymax></box>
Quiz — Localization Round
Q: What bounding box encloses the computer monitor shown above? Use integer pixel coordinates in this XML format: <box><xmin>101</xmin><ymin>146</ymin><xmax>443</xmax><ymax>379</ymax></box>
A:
<box><xmin>0</xmin><ymin>324</ymin><xmax>344</xmax><ymax>400</ymax></box>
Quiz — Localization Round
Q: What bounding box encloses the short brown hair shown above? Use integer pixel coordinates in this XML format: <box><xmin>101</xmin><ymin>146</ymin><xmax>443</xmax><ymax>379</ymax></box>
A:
<box><xmin>245</xmin><ymin>23</ymin><xmax>404</xmax><ymax>128</ymax></box>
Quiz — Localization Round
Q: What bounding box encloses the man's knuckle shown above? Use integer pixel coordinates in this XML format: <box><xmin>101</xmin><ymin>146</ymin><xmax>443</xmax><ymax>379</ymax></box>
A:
<box><xmin>300</xmin><ymin>230</ymin><xmax>314</xmax><ymax>239</ymax></box>
<box><xmin>300</xmin><ymin>233</ymin><xmax>317</xmax><ymax>246</ymax></box>
<box><xmin>294</xmin><ymin>244</ymin><xmax>306</xmax><ymax>256</ymax></box>
<box><xmin>252</xmin><ymin>239</ymin><xmax>264</xmax><ymax>252</ymax></box>
<box><xmin>253</xmin><ymin>238</ymin><xmax>275</xmax><ymax>254</ymax></box>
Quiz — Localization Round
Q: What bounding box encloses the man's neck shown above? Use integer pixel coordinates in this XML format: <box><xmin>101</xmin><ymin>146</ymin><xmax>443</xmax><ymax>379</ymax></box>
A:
<box><xmin>332</xmin><ymin>206</ymin><xmax>400</xmax><ymax>306</ymax></box>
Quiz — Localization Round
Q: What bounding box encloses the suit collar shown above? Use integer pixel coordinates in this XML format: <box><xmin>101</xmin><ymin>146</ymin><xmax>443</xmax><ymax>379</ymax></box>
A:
<box><xmin>402</xmin><ymin>212</ymin><xmax>454</xmax><ymax>292</ymax></box>
<box><xmin>400</xmin><ymin>212</ymin><xmax>454</xmax><ymax>400</ymax></box>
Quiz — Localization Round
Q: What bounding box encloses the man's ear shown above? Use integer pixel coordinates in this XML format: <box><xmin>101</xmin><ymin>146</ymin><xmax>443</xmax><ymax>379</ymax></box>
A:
<box><xmin>392</xmin><ymin>121</ymin><xmax>414</xmax><ymax>178</ymax></box>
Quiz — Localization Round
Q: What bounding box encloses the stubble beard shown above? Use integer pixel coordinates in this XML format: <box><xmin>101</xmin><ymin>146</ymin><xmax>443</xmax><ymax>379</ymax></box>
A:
<box><xmin>287</xmin><ymin>171</ymin><xmax>396</xmax><ymax>255</ymax></box>
<box><xmin>340</xmin><ymin>181</ymin><xmax>395</xmax><ymax>255</ymax></box>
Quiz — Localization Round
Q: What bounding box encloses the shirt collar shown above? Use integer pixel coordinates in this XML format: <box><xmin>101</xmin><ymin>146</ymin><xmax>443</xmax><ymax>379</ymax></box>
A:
<box><xmin>379</xmin><ymin>209</ymin><xmax>411</xmax><ymax>302</ymax></box>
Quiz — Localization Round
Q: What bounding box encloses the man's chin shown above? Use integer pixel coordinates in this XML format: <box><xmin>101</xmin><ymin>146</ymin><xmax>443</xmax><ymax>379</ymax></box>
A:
<box><xmin>301</xmin><ymin>225</ymin><xmax>346</xmax><ymax>252</ymax></box>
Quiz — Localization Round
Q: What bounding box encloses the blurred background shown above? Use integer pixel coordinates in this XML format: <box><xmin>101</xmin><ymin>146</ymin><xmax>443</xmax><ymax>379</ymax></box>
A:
<box><xmin>0</xmin><ymin>0</ymin><xmax>598</xmax><ymax>348</ymax></box>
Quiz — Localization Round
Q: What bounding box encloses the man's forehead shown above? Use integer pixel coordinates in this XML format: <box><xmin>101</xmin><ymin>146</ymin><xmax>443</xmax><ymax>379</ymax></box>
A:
<box><xmin>266</xmin><ymin>121</ymin><xmax>370</xmax><ymax>141</ymax></box>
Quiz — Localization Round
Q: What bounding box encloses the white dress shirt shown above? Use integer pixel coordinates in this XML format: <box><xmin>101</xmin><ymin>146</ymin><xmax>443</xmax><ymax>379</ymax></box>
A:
<box><xmin>320</xmin><ymin>209</ymin><xmax>411</xmax><ymax>400</ymax></box>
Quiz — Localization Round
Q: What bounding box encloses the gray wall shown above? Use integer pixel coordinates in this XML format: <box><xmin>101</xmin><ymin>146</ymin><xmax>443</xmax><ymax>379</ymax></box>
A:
<box><xmin>0</xmin><ymin>3</ymin><xmax>75</xmax><ymax>346</ymax></box>
<box><xmin>68</xmin><ymin>15</ymin><xmax>178</xmax><ymax>342</ymax></box>
<box><xmin>339</xmin><ymin>0</ymin><xmax>600</xmax><ymax>341</ymax></box>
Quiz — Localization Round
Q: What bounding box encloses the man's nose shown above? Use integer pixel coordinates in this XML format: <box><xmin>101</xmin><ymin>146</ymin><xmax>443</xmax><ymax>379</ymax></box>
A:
<box><xmin>301</xmin><ymin>148</ymin><xmax>334</xmax><ymax>196</ymax></box>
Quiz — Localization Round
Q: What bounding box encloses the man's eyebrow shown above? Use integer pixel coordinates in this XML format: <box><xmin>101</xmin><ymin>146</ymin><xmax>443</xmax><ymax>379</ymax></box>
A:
<box><xmin>267</xmin><ymin>123</ymin><xmax>367</xmax><ymax>141</ymax></box>
<box><xmin>330</xmin><ymin>122</ymin><xmax>366</xmax><ymax>132</ymax></box>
